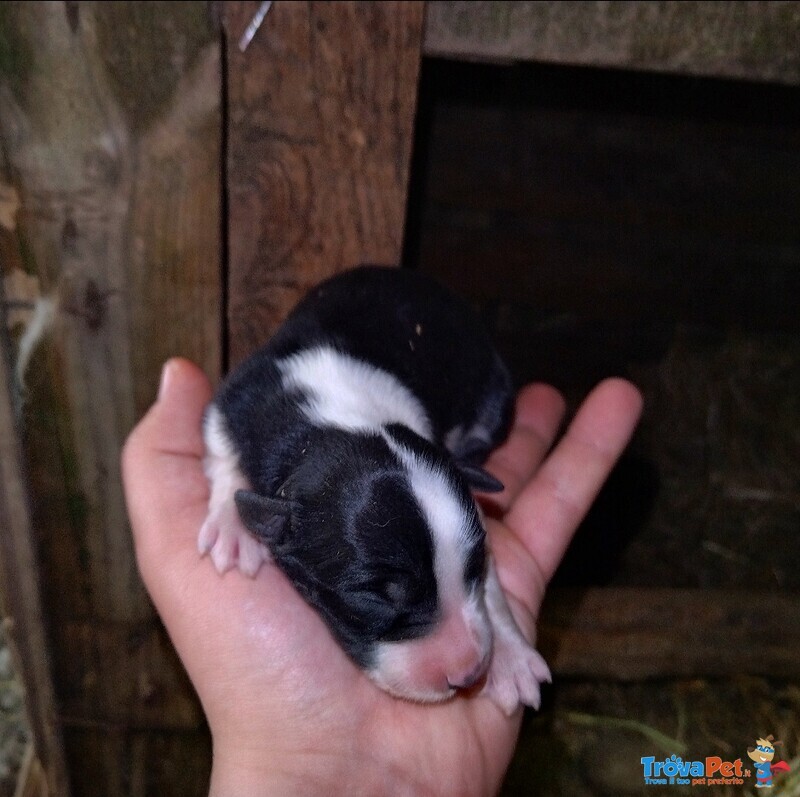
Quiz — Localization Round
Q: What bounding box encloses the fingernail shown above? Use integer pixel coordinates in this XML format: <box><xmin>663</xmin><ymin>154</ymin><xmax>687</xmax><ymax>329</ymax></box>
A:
<box><xmin>157</xmin><ymin>360</ymin><xmax>175</xmax><ymax>402</ymax></box>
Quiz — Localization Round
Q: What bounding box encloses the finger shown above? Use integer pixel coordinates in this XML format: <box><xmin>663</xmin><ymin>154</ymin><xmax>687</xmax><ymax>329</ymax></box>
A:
<box><xmin>487</xmin><ymin>520</ymin><xmax>547</xmax><ymax>633</ymax></box>
<box><xmin>121</xmin><ymin>358</ymin><xmax>213</xmax><ymax>571</ymax></box>
<box><xmin>505</xmin><ymin>378</ymin><xmax>643</xmax><ymax>584</ymax></box>
<box><xmin>483</xmin><ymin>383</ymin><xmax>566</xmax><ymax>512</ymax></box>
<box><xmin>124</xmin><ymin>358</ymin><xmax>213</xmax><ymax>460</ymax></box>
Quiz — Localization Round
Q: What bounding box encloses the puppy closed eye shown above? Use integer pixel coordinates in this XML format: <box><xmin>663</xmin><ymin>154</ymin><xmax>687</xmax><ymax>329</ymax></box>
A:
<box><xmin>355</xmin><ymin>576</ymin><xmax>408</xmax><ymax>607</ymax></box>
<box><xmin>341</xmin><ymin>579</ymin><xmax>404</xmax><ymax>636</ymax></box>
<box><xmin>382</xmin><ymin>579</ymin><xmax>407</xmax><ymax>605</ymax></box>
<box><xmin>346</xmin><ymin>576</ymin><xmax>415</xmax><ymax>632</ymax></box>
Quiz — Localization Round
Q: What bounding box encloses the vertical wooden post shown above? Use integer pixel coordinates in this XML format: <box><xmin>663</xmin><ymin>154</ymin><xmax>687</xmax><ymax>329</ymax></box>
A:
<box><xmin>0</xmin><ymin>3</ymin><xmax>220</xmax><ymax>794</ymax></box>
<box><xmin>224</xmin><ymin>0</ymin><xmax>425</xmax><ymax>364</ymax></box>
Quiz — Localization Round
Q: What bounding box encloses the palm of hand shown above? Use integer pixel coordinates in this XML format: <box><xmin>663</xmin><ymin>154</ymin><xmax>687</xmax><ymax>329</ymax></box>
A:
<box><xmin>123</xmin><ymin>359</ymin><xmax>641</xmax><ymax>796</ymax></box>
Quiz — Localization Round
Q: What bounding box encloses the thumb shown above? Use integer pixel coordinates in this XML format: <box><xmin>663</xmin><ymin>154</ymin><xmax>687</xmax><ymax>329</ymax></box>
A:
<box><xmin>125</xmin><ymin>358</ymin><xmax>213</xmax><ymax>460</ymax></box>
<box><xmin>122</xmin><ymin>358</ymin><xmax>213</xmax><ymax>576</ymax></box>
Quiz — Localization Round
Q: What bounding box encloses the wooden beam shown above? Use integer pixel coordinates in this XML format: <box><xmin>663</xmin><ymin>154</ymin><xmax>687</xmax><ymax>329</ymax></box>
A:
<box><xmin>0</xmin><ymin>3</ymin><xmax>220</xmax><ymax>794</ymax></box>
<box><xmin>224</xmin><ymin>1</ymin><xmax>425</xmax><ymax>365</ymax></box>
<box><xmin>424</xmin><ymin>1</ymin><xmax>800</xmax><ymax>85</ymax></box>
<box><xmin>539</xmin><ymin>588</ymin><xmax>800</xmax><ymax>680</ymax></box>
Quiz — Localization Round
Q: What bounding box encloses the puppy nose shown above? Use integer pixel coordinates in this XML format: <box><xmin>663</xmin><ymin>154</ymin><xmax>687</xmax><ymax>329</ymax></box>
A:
<box><xmin>447</xmin><ymin>658</ymin><xmax>489</xmax><ymax>691</ymax></box>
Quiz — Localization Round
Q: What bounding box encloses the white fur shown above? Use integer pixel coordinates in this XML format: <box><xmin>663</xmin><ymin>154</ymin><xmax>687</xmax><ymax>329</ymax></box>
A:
<box><xmin>383</xmin><ymin>435</ymin><xmax>475</xmax><ymax>605</ymax></box>
<box><xmin>443</xmin><ymin>424</ymin><xmax>464</xmax><ymax>454</ymax></box>
<box><xmin>481</xmin><ymin>559</ymin><xmax>551</xmax><ymax>714</ymax></box>
<box><xmin>199</xmin><ymin>405</ymin><xmax>271</xmax><ymax>576</ymax></box>
<box><xmin>368</xmin><ymin>572</ymin><xmax>493</xmax><ymax>703</ymax></box>
<box><xmin>368</xmin><ymin>644</ymin><xmax>456</xmax><ymax>704</ymax></box>
<box><xmin>443</xmin><ymin>421</ymin><xmax>493</xmax><ymax>459</ymax></box>
<box><xmin>373</xmin><ymin>434</ymin><xmax>495</xmax><ymax>700</ymax></box>
<box><xmin>278</xmin><ymin>345</ymin><xmax>433</xmax><ymax>440</ymax></box>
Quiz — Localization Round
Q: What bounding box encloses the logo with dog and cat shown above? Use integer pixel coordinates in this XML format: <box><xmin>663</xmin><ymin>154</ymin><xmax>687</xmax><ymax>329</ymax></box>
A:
<box><xmin>640</xmin><ymin>734</ymin><xmax>791</xmax><ymax>788</ymax></box>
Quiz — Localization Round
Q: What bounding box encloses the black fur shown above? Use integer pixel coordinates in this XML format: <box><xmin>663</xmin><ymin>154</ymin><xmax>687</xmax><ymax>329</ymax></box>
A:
<box><xmin>255</xmin><ymin>266</ymin><xmax>514</xmax><ymax>457</ymax></box>
<box><xmin>235</xmin><ymin>429</ymin><xmax>440</xmax><ymax>666</ymax></box>
<box><xmin>214</xmin><ymin>266</ymin><xmax>513</xmax><ymax>668</ymax></box>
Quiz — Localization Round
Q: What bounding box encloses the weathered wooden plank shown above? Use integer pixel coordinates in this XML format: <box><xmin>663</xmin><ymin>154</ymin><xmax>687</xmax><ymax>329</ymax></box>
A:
<box><xmin>224</xmin><ymin>0</ymin><xmax>424</xmax><ymax>364</ymax></box>
<box><xmin>539</xmin><ymin>588</ymin><xmax>800</xmax><ymax>679</ymax></box>
<box><xmin>0</xmin><ymin>2</ymin><xmax>220</xmax><ymax>794</ymax></box>
<box><xmin>54</xmin><ymin>621</ymin><xmax>202</xmax><ymax>731</ymax></box>
<box><xmin>63</xmin><ymin>729</ymin><xmax>210</xmax><ymax>797</ymax></box>
<box><xmin>424</xmin><ymin>1</ymin><xmax>800</xmax><ymax>85</ymax></box>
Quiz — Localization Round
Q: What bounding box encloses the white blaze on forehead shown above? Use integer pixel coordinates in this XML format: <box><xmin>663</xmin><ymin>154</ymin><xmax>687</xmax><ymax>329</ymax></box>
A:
<box><xmin>278</xmin><ymin>345</ymin><xmax>432</xmax><ymax>440</ymax></box>
<box><xmin>410</xmin><ymin>459</ymin><xmax>474</xmax><ymax>590</ymax></box>
<box><xmin>383</xmin><ymin>436</ymin><xmax>477</xmax><ymax>601</ymax></box>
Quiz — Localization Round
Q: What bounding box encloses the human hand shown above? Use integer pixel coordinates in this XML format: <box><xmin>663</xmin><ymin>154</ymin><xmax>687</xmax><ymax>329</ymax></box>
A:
<box><xmin>122</xmin><ymin>358</ymin><xmax>642</xmax><ymax>796</ymax></box>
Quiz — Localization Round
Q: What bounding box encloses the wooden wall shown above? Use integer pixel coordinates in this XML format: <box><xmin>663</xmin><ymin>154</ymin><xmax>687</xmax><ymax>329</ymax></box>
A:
<box><xmin>0</xmin><ymin>2</ymin><xmax>220</xmax><ymax>794</ymax></box>
<box><xmin>0</xmin><ymin>1</ymin><xmax>423</xmax><ymax>793</ymax></box>
<box><xmin>425</xmin><ymin>1</ymin><xmax>800</xmax><ymax>85</ymax></box>
<box><xmin>224</xmin><ymin>1</ymin><xmax>423</xmax><ymax>366</ymax></box>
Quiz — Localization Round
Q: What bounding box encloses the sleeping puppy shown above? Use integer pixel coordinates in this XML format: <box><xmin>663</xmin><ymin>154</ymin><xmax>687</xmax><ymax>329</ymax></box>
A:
<box><xmin>198</xmin><ymin>266</ymin><xmax>551</xmax><ymax>714</ymax></box>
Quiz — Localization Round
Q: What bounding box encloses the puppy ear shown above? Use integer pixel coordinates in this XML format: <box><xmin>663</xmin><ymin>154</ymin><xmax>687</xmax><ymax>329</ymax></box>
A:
<box><xmin>457</xmin><ymin>463</ymin><xmax>505</xmax><ymax>494</ymax></box>
<box><xmin>234</xmin><ymin>489</ymin><xmax>294</xmax><ymax>545</ymax></box>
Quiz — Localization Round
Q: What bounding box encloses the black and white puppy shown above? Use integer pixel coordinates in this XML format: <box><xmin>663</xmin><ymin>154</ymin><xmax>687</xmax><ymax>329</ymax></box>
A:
<box><xmin>199</xmin><ymin>266</ymin><xmax>550</xmax><ymax>714</ymax></box>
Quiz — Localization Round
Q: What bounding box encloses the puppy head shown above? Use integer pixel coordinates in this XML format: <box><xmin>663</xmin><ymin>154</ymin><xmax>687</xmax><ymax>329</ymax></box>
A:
<box><xmin>235</xmin><ymin>428</ymin><xmax>497</xmax><ymax>702</ymax></box>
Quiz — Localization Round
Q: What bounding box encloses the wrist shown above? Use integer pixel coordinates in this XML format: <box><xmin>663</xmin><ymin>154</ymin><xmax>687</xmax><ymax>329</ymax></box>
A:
<box><xmin>209</xmin><ymin>763</ymin><xmax>333</xmax><ymax>797</ymax></box>
<box><xmin>209</xmin><ymin>741</ymin><xmax>335</xmax><ymax>797</ymax></box>
<box><xmin>208</xmin><ymin>739</ymin><xmax>430</xmax><ymax>797</ymax></box>
<box><xmin>209</xmin><ymin>762</ymin><xmax>305</xmax><ymax>797</ymax></box>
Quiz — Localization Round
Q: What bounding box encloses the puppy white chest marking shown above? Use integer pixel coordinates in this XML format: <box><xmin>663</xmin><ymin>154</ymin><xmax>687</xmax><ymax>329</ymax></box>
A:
<box><xmin>278</xmin><ymin>345</ymin><xmax>433</xmax><ymax>440</ymax></box>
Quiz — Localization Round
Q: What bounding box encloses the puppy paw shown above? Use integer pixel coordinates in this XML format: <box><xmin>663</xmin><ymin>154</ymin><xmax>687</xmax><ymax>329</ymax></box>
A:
<box><xmin>198</xmin><ymin>500</ymin><xmax>271</xmax><ymax>577</ymax></box>
<box><xmin>483</xmin><ymin>634</ymin><xmax>551</xmax><ymax>716</ymax></box>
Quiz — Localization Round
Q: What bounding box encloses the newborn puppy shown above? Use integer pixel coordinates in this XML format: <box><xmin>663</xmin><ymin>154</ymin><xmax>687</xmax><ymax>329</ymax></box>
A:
<box><xmin>199</xmin><ymin>266</ymin><xmax>550</xmax><ymax>714</ymax></box>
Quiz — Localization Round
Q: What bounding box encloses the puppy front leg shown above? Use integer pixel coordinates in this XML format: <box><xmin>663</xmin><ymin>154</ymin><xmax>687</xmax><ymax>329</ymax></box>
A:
<box><xmin>482</xmin><ymin>557</ymin><xmax>551</xmax><ymax>715</ymax></box>
<box><xmin>199</xmin><ymin>406</ymin><xmax>271</xmax><ymax>577</ymax></box>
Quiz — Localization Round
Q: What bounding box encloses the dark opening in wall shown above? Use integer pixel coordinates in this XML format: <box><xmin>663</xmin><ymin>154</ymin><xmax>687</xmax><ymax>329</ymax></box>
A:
<box><xmin>403</xmin><ymin>58</ymin><xmax>800</xmax><ymax>590</ymax></box>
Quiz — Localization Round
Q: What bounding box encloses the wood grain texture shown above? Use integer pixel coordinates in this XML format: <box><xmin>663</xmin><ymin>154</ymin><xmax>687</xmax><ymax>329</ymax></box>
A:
<box><xmin>0</xmin><ymin>3</ymin><xmax>219</xmax><ymax>794</ymax></box>
<box><xmin>540</xmin><ymin>588</ymin><xmax>800</xmax><ymax>679</ymax></box>
<box><xmin>224</xmin><ymin>1</ymin><xmax>424</xmax><ymax>365</ymax></box>
<box><xmin>425</xmin><ymin>1</ymin><xmax>800</xmax><ymax>84</ymax></box>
